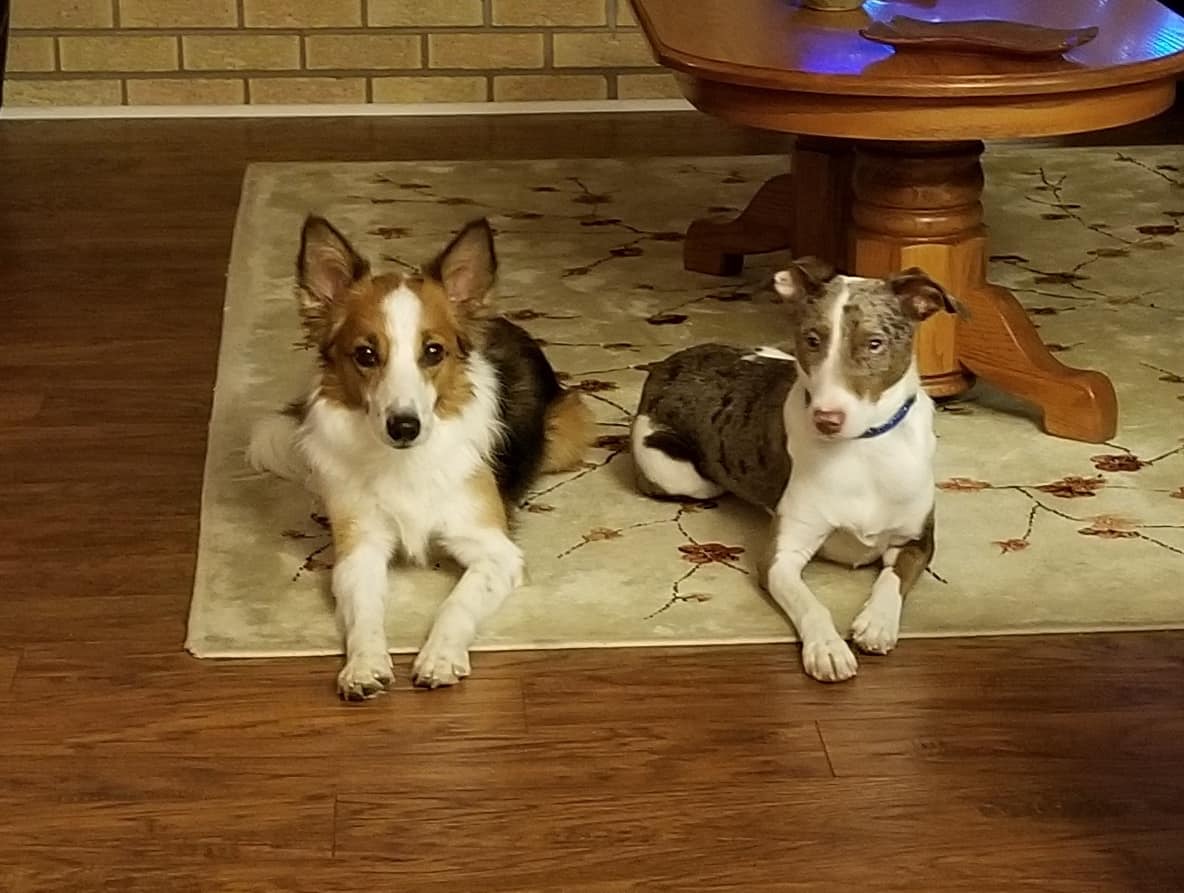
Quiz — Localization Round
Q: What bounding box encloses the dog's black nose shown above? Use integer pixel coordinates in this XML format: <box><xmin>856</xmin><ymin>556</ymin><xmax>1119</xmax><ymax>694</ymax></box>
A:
<box><xmin>386</xmin><ymin>414</ymin><xmax>421</xmax><ymax>445</ymax></box>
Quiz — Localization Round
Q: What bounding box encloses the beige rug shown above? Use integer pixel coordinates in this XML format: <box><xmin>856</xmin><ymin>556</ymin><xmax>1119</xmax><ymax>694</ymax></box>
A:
<box><xmin>187</xmin><ymin>148</ymin><xmax>1184</xmax><ymax>658</ymax></box>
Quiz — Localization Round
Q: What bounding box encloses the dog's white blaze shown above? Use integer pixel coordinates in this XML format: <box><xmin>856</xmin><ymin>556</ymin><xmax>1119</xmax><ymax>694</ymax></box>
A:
<box><xmin>811</xmin><ymin>280</ymin><xmax>852</xmax><ymax>413</ymax></box>
<box><xmin>378</xmin><ymin>285</ymin><xmax>436</xmax><ymax>429</ymax></box>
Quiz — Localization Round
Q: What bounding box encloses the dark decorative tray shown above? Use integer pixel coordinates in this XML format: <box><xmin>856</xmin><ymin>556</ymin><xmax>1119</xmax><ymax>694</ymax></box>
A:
<box><xmin>861</xmin><ymin>16</ymin><xmax>1099</xmax><ymax>58</ymax></box>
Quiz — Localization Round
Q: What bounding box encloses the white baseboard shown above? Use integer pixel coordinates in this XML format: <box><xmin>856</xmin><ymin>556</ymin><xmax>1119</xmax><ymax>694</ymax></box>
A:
<box><xmin>0</xmin><ymin>97</ymin><xmax>694</xmax><ymax>121</ymax></box>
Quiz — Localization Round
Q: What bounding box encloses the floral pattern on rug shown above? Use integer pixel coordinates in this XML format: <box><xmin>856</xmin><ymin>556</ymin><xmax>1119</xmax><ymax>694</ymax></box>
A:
<box><xmin>187</xmin><ymin>148</ymin><xmax>1184</xmax><ymax>659</ymax></box>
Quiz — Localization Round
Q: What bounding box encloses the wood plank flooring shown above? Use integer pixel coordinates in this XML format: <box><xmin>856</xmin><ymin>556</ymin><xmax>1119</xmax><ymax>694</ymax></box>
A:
<box><xmin>0</xmin><ymin>109</ymin><xmax>1181</xmax><ymax>891</ymax></box>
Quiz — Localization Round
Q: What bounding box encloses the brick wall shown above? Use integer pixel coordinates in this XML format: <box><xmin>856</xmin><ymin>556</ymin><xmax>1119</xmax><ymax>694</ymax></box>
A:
<box><xmin>3</xmin><ymin>0</ymin><xmax>683</xmax><ymax>108</ymax></box>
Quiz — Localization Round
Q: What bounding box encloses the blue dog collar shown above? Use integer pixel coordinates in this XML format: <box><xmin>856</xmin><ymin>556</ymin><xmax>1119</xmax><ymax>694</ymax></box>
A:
<box><xmin>858</xmin><ymin>394</ymin><xmax>917</xmax><ymax>439</ymax></box>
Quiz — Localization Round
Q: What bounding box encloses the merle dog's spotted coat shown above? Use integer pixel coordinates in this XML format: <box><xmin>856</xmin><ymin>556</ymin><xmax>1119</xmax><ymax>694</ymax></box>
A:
<box><xmin>635</xmin><ymin>345</ymin><xmax>793</xmax><ymax>510</ymax></box>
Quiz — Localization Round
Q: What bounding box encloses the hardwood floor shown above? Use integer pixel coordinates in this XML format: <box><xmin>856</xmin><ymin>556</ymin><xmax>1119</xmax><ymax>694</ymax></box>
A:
<box><xmin>1</xmin><ymin>109</ymin><xmax>1182</xmax><ymax>892</ymax></box>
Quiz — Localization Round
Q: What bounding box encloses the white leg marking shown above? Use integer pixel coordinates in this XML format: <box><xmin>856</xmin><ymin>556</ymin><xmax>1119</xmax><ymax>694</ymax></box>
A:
<box><xmin>412</xmin><ymin>529</ymin><xmax>523</xmax><ymax>689</ymax></box>
<box><xmin>851</xmin><ymin>550</ymin><xmax>903</xmax><ymax>655</ymax></box>
<box><xmin>766</xmin><ymin>514</ymin><xmax>857</xmax><ymax>683</ymax></box>
<box><xmin>630</xmin><ymin>414</ymin><xmax>724</xmax><ymax>500</ymax></box>
<box><xmin>333</xmin><ymin>534</ymin><xmax>395</xmax><ymax>701</ymax></box>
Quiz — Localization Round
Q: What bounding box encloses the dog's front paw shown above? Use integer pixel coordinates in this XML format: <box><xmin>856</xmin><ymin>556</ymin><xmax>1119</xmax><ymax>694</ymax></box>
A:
<box><xmin>411</xmin><ymin>640</ymin><xmax>471</xmax><ymax>689</ymax></box>
<box><xmin>851</xmin><ymin>590</ymin><xmax>902</xmax><ymax>655</ymax></box>
<box><xmin>337</xmin><ymin>650</ymin><xmax>393</xmax><ymax>702</ymax></box>
<box><xmin>801</xmin><ymin>636</ymin><xmax>858</xmax><ymax>683</ymax></box>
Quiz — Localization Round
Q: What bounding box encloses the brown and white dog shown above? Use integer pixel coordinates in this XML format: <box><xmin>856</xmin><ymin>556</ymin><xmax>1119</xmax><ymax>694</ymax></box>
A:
<box><xmin>631</xmin><ymin>258</ymin><xmax>953</xmax><ymax>682</ymax></box>
<box><xmin>249</xmin><ymin>217</ymin><xmax>590</xmax><ymax>699</ymax></box>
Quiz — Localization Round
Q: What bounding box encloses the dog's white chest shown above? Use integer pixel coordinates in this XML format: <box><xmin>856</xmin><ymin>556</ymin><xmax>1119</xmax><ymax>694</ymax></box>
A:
<box><xmin>820</xmin><ymin>528</ymin><xmax>895</xmax><ymax>568</ymax></box>
<box><xmin>372</xmin><ymin>470</ymin><xmax>451</xmax><ymax>562</ymax></box>
<box><xmin>300</xmin><ymin>402</ymin><xmax>487</xmax><ymax>565</ymax></box>
<box><xmin>783</xmin><ymin>398</ymin><xmax>936</xmax><ymax>563</ymax></box>
<box><xmin>817</xmin><ymin>468</ymin><xmax>932</xmax><ymax>565</ymax></box>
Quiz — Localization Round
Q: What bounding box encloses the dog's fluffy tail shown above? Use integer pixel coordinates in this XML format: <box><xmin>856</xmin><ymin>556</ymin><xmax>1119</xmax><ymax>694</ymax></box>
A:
<box><xmin>247</xmin><ymin>412</ymin><xmax>307</xmax><ymax>482</ymax></box>
<box><xmin>541</xmin><ymin>390</ymin><xmax>594</xmax><ymax>474</ymax></box>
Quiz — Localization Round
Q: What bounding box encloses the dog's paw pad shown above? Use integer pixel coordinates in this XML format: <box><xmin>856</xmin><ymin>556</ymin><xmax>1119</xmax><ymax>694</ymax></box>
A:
<box><xmin>337</xmin><ymin>652</ymin><xmax>393</xmax><ymax>702</ymax></box>
<box><xmin>801</xmin><ymin>637</ymin><xmax>858</xmax><ymax>683</ymax></box>
<box><xmin>851</xmin><ymin>597</ymin><xmax>901</xmax><ymax>655</ymax></box>
<box><xmin>411</xmin><ymin>643</ymin><xmax>471</xmax><ymax>689</ymax></box>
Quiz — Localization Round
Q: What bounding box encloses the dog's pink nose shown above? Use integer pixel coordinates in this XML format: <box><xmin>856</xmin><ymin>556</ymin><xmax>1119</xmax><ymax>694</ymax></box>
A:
<box><xmin>812</xmin><ymin>409</ymin><xmax>846</xmax><ymax>435</ymax></box>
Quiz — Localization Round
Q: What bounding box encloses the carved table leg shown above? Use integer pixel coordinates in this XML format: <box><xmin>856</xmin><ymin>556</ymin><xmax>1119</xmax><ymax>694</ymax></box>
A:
<box><xmin>848</xmin><ymin>140</ymin><xmax>1118</xmax><ymax>441</ymax></box>
<box><xmin>684</xmin><ymin>172</ymin><xmax>795</xmax><ymax>276</ymax></box>
<box><xmin>957</xmin><ymin>284</ymin><xmax>1118</xmax><ymax>442</ymax></box>
<box><xmin>683</xmin><ymin>138</ymin><xmax>851</xmax><ymax>275</ymax></box>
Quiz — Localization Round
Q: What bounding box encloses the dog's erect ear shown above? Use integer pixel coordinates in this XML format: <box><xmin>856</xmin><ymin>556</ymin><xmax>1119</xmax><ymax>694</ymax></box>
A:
<box><xmin>298</xmin><ymin>216</ymin><xmax>368</xmax><ymax>308</ymax></box>
<box><xmin>773</xmin><ymin>256</ymin><xmax>837</xmax><ymax>300</ymax></box>
<box><xmin>426</xmin><ymin>218</ymin><xmax>497</xmax><ymax>311</ymax></box>
<box><xmin>891</xmin><ymin>267</ymin><xmax>955</xmax><ymax>322</ymax></box>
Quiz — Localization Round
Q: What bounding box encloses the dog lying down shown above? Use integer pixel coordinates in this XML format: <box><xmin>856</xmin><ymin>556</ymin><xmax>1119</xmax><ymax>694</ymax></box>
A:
<box><xmin>249</xmin><ymin>217</ymin><xmax>591</xmax><ymax>699</ymax></box>
<box><xmin>632</xmin><ymin>258</ymin><xmax>954</xmax><ymax>683</ymax></box>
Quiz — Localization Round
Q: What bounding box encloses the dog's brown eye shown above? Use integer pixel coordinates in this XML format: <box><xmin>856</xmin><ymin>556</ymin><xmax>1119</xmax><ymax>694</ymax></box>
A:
<box><xmin>867</xmin><ymin>337</ymin><xmax>885</xmax><ymax>353</ymax></box>
<box><xmin>805</xmin><ymin>331</ymin><xmax>823</xmax><ymax>350</ymax></box>
<box><xmin>353</xmin><ymin>345</ymin><xmax>379</xmax><ymax>368</ymax></box>
<box><xmin>422</xmin><ymin>342</ymin><xmax>445</xmax><ymax>366</ymax></box>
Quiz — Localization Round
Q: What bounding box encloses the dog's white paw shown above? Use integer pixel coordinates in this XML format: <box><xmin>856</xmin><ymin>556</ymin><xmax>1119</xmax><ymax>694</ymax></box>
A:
<box><xmin>801</xmin><ymin>636</ymin><xmax>858</xmax><ymax>683</ymax></box>
<box><xmin>851</xmin><ymin>591</ymin><xmax>902</xmax><ymax>655</ymax></box>
<box><xmin>411</xmin><ymin>640</ymin><xmax>471</xmax><ymax>689</ymax></box>
<box><xmin>337</xmin><ymin>650</ymin><xmax>393</xmax><ymax>702</ymax></box>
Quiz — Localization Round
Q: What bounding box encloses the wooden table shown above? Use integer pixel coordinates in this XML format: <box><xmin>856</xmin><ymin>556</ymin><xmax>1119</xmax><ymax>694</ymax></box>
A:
<box><xmin>632</xmin><ymin>0</ymin><xmax>1184</xmax><ymax>442</ymax></box>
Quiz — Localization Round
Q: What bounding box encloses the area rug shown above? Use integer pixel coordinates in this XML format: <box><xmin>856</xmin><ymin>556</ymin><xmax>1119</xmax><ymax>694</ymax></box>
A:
<box><xmin>187</xmin><ymin>147</ymin><xmax>1184</xmax><ymax>658</ymax></box>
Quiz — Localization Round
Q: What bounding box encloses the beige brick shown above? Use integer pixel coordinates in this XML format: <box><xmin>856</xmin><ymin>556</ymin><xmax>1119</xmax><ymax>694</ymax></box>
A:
<box><xmin>371</xmin><ymin>76</ymin><xmax>487</xmax><ymax>103</ymax></box>
<box><xmin>305</xmin><ymin>35</ymin><xmax>421</xmax><ymax>71</ymax></box>
<box><xmin>553</xmin><ymin>33</ymin><xmax>653</xmax><ymax>67</ymax></box>
<box><xmin>492</xmin><ymin>0</ymin><xmax>605</xmax><ymax>27</ymax></box>
<box><xmin>429</xmin><ymin>34</ymin><xmax>544</xmax><ymax>70</ymax></box>
<box><xmin>493</xmin><ymin>74</ymin><xmax>606</xmax><ymax>101</ymax></box>
<box><xmin>243</xmin><ymin>0</ymin><xmax>361</xmax><ymax>28</ymax></box>
<box><xmin>126</xmin><ymin>77</ymin><xmax>245</xmax><ymax>105</ymax></box>
<box><xmin>183</xmin><ymin>35</ymin><xmax>300</xmax><ymax>71</ymax></box>
<box><xmin>6</xmin><ymin>38</ymin><xmax>57</xmax><ymax>73</ymax></box>
<box><xmin>615</xmin><ymin>0</ymin><xmax>639</xmax><ymax>26</ymax></box>
<box><xmin>249</xmin><ymin>76</ymin><xmax>366</xmax><ymax>104</ymax></box>
<box><xmin>59</xmin><ymin>36</ymin><xmax>179</xmax><ymax>73</ymax></box>
<box><xmin>617</xmin><ymin>72</ymin><xmax>681</xmax><ymax>99</ymax></box>
<box><xmin>4</xmin><ymin>78</ymin><xmax>123</xmax><ymax>106</ymax></box>
<box><xmin>10</xmin><ymin>0</ymin><xmax>113</xmax><ymax>29</ymax></box>
<box><xmin>368</xmin><ymin>0</ymin><xmax>483</xmax><ymax>26</ymax></box>
<box><xmin>120</xmin><ymin>0</ymin><xmax>239</xmax><ymax>28</ymax></box>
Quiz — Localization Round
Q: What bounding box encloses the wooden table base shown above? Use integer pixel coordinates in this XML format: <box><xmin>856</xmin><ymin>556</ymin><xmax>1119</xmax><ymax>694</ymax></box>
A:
<box><xmin>684</xmin><ymin>138</ymin><xmax>1118</xmax><ymax>443</ymax></box>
